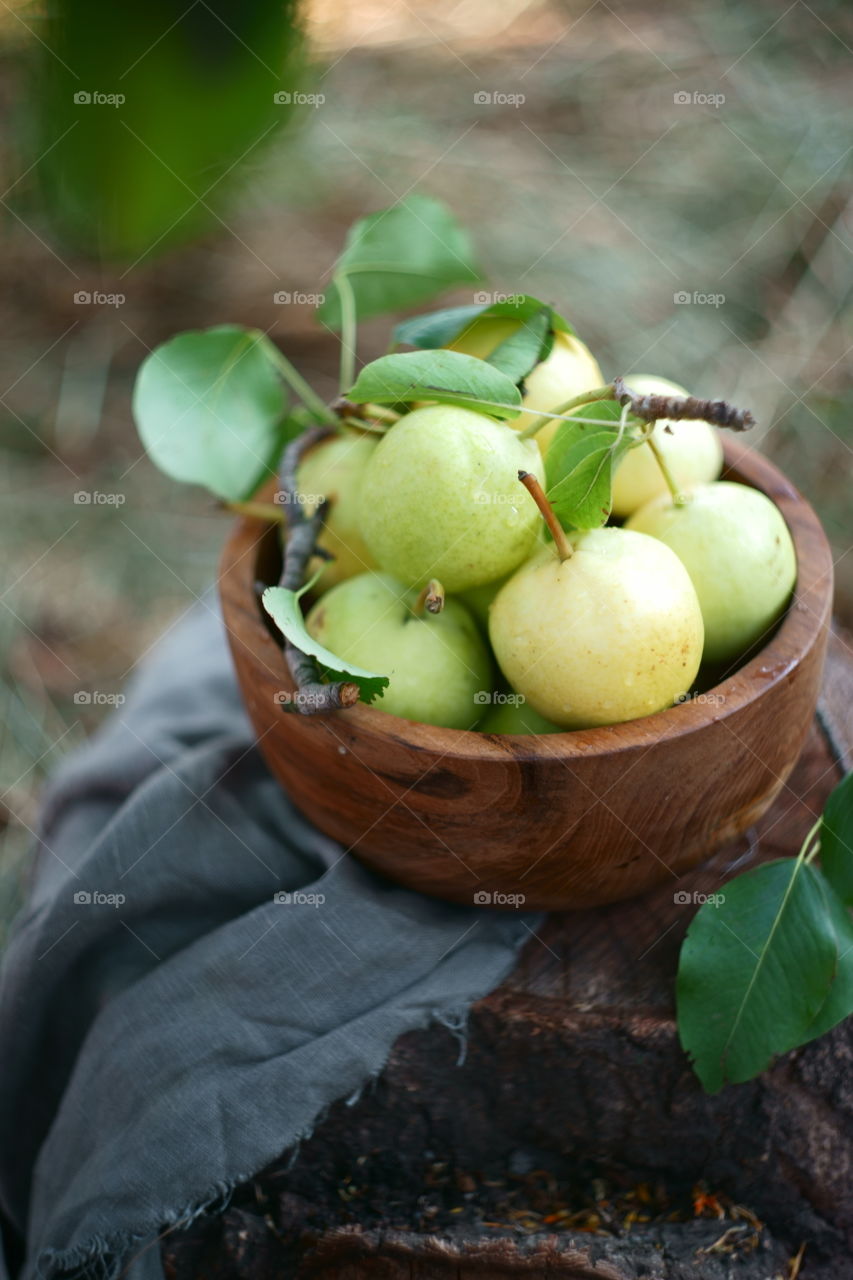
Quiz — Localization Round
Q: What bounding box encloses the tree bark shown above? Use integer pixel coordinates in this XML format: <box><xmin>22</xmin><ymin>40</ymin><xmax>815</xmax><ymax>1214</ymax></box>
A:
<box><xmin>164</xmin><ymin>630</ymin><xmax>853</xmax><ymax>1280</ymax></box>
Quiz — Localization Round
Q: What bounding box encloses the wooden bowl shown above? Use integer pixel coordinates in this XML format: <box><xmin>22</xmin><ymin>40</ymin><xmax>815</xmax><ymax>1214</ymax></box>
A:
<box><xmin>219</xmin><ymin>440</ymin><xmax>833</xmax><ymax>910</ymax></box>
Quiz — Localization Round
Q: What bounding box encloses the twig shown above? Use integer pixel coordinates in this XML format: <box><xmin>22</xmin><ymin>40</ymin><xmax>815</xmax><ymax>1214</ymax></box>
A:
<box><xmin>275</xmin><ymin>426</ymin><xmax>360</xmax><ymax>714</ymax></box>
<box><xmin>613</xmin><ymin>377</ymin><xmax>755</xmax><ymax>431</ymax></box>
<box><xmin>788</xmin><ymin>1241</ymin><xmax>807</xmax><ymax>1280</ymax></box>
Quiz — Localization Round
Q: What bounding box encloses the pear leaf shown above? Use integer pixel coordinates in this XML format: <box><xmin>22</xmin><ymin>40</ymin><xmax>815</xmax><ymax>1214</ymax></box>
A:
<box><xmin>547</xmin><ymin>437</ymin><xmax>628</xmax><ymax>530</ymax></box>
<box><xmin>318</xmin><ymin>196</ymin><xmax>480</xmax><ymax>329</ymax></box>
<box><xmin>485</xmin><ymin>307</ymin><xmax>552</xmax><ymax>385</ymax></box>
<box><xmin>393</xmin><ymin>304</ymin><xmax>488</xmax><ymax>350</ymax></box>
<box><xmin>802</xmin><ymin>867</ymin><xmax>853</xmax><ymax>1042</ymax></box>
<box><xmin>676</xmin><ymin>858</ymin><xmax>840</xmax><ymax>1093</ymax></box>
<box><xmin>545</xmin><ymin>402</ymin><xmax>637</xmax><ymax>529</ymax></box>
<box><xmin>133</xmin><ymin>325</ymin><xmax>288</xmax><ymax>502</ymax></box>
<box><xmin>349</xmin><ymin>350</ymin><xmax>522</xmax><ymax>419</ymax></box>
<box><xmin>393</xmin><ymin>294</ymin><xmax>575</xmax><ymax>349</ymax></box>
<box><xmin>819</xmin><ymin>770</ymin><xmax>853</xmax><ymax>906</ymax></box>
<box><xmin>261</xmin><ymin>586</ymin><xmax>389</xmax><ymax>704</ymax></box>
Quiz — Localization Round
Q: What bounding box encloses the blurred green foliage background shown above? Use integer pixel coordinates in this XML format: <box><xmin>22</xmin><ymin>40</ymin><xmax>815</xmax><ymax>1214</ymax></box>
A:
<box><xmin>1</xmin><ymin>0</ymin><xmax>851</xmax><ymax>935</ymax></box>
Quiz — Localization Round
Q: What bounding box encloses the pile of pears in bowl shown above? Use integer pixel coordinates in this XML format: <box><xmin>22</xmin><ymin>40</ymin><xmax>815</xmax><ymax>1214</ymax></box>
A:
<box><xmin>134</xmin><ymin>194</ymin><xmax>831</xmax><ymax>906</ymax></box>
<box><xmin>212</xmin><ymin>296</ymin><xmax>831</xmax><ymax>908</ymax></box>
<box><xmin>296</xmin><ymin>316</ymin><xmax>797</xmax><ymax>736</ymax></box>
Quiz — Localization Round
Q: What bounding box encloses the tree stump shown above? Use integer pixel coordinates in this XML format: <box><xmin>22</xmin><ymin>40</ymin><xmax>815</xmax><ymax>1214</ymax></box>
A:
<box><xmin>164</xmin><ymin>631</ymin><xmax>853</xmax><ymax>1280</ymax></box>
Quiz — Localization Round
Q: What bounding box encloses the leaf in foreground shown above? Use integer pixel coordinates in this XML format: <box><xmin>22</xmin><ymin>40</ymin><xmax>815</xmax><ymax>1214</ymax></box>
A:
<box><xmin>262</xmin><ymin>586</ymin><xmax>389</xmax><ymax>704</ymax></box>
<box><xmin>677</xmin><ymin>858</ymin><xmax>840</xmax><ymax>1093</ymax></box>
<box><xmin>802</xmin><ymin>866</ymin><xmax>853</xmax><ymax>1041</ymax></box>
<box><xmin>819</xmin><ymin>770</ymin><xmax>853</xmax><ymax>906</ymax></box>
<box><xmin>132</xmin><ymin>325</ymin><xmax>287</xmax><ymax>502</ymax></box>
<box><xmin>348</xmin><ymin>350</ymin><xmax>521</xmax><ymax>419</ymax></box>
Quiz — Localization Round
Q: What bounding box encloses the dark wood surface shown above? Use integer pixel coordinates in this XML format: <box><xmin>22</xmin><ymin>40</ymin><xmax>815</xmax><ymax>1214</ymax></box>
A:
<box><xmin>219</xmin><ymin>440</ymin><xmax>834</xmax><ymax>910</ymax></box>
<box><xmin>164</xmin><ymin>631</ymin><xmax>853</xmax><ymax>1279</ymax></box>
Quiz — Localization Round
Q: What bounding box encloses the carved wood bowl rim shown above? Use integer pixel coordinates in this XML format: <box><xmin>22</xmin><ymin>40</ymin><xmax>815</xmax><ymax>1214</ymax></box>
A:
<box><xmin>220</xmin><ymin>438</ymin><xmax>833</xmax><ymax>762</ymax></box>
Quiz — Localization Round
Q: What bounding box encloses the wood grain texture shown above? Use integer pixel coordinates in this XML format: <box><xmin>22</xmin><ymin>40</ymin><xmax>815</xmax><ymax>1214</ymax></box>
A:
<box><xmin>163</xmin><ymin>633</ymin><xmax>852</xmax><ymax>1279</ymax></box>
<box><xmin>218</xmin><ymin>441</ymin><xmax>834</xmax><ymax>910</ymax></box>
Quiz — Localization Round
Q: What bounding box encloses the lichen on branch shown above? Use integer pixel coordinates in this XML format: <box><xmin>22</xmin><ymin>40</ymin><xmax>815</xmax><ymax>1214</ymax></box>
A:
<box><xmin>613</xmin><ymin>376</ymin><xmax>755</xmax><ymax>432</ymax></box>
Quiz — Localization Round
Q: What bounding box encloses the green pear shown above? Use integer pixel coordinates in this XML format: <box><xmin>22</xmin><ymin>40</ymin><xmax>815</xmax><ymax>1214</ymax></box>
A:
<box><xmin>460</xmin><ymin>575</ymin><xmax>509</xmax><ymax>632</ymax></box>
<box><xmin>297</xmin><ymin>431</ymin><xmax>378</xmax><ymax>590</ymax></box>
<box><xmin>305</xmin><ymin>572</ymin><xmax>492</xmax><ymax>729</ymax></box>
<box><xmin>477</xmin><ymin>696</ymin><xmax>562</xmax><ymax>735</ymax></box>
<box><xmin>489</xmin><ymin>528</ymin><xmax>704</xmax><ymax>729</ymax></box>
<box><xmin>626</xmin><ymin>481</ymin><xmax>796</xmax><ymax>664</ymax></box>
<box><xmin>449</xmin><ymin>318</ymin><xmax>603</xmax><ymax>451</ymax></box>
<box><xmin>611</xmin><ymin>374</ymin><xmax>723</xmax><ymax>518</ymax></box>
<box><xmin>357</xmin><ymin>406</ymin><xmax>546</xmax><ymax>593</ymax></box>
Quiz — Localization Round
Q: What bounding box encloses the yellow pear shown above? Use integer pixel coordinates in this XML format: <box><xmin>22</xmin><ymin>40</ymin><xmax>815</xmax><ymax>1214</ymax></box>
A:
<box><xmin>489</xmin><ymin>528</ymin><xmax>704</xmax><ymax>729</ymax></box>
<box><xmin>611</xmin><ymin>374</ymin><xmax>723</xmax><ymax>518</ymax></box>
<box><xmin>448</xmin><ymin>317</ymin><xmax>603</xmax><ymax>451</ymax></box>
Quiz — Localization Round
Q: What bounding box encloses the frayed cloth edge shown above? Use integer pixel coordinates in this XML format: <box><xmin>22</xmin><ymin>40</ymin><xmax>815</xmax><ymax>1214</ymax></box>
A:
<box><xmin>29</xmin><ymin>1001</ymin><xmax>476</xmax><ymax>1280</ymax></box>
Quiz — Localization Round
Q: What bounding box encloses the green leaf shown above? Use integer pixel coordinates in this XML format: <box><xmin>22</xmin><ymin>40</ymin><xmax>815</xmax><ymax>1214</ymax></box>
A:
<box><xmin>348</xmin><ymin>350</ymin><xmax>522</xmax><ymax>419</ymax></box>
<box><xmin>677</xmin><ymin>859</ymin><xmax>840</xmax><ymax>1093</ymax></box>
<box><xmin>820</xmin><ymin>771</ymin><xmax>853</xmax><ymax>906</ymax></box>
<box><xmin>545</xmin><ymin>397</ymin><xmax>623</xmax><ymax>482</ymax></box>
<box><xmin>548</xmin><ymin>438</ymin><xmax>623</xmax><ymax>530</ymax></box>
<box><xmin>261</xmin><ymin>586</ymin><xmax>389</xmax><ymax>704</ymax></box>
<box><xmin>133</xmin><ymin>326</ymin><xmax>287</xmax><ymax>502</ymax></box>
<box><xmin>545</xmin><ymin>402</ymin><xmax>637</xmax><ymax>529</ymax></box>
<box><xmin>317</xmin><ymin>196</ymin><xmax>480</xmax><ymax>329</ymax></box>
<box><xmin>485</xmin><ymin>308</ymin><xmax>552</xmax><ymax>384</ymax></box>
<box><xmin>803</xmin><ymin>867</ymin><xmax>853</xmax><ymax>1041</ymax></box>
<box><xmin>393</xmin><ymin>294</ymin><xmax>575</xmax><ymax>350</ymax></box>
<box><xmin>31</xmin><ymin>0</ymin><xmax>305</xmax><ymax>258</ymax></box>
<box><xmin>393</xmin><ymin>304</ymin><xmax>489</xmax><ymax>350</ymax></box>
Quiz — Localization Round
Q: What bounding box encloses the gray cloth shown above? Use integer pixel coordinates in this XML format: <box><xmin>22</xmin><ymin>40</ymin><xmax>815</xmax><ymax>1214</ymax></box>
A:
<box><xmin>0</xmin><ymin>600</ymin><xmax>537</xmax><ymax>1280</ymax></box>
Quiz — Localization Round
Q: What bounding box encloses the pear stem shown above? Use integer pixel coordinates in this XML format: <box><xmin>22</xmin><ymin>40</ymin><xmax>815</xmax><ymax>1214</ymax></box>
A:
<box><xmin>645</xmin><ymin>435</ymin><xmax>688</xmax><ymax>506</ymax></box>
<box><xmin>333</xmin><ymin>399</ymin><xmax>399</xmax><ymax>430</ymax></box>
<box><xmin>413</xmin><ymin>579</ymin><xmax>446</xmax><ymax>615</ymax></box>
<box><xmin>340</xmin><ymin>416</ymin><xmax>388</xmax><ymax>435</ymax></box>
<box><xmin>220</xmin><ymin>499</ymin><xmax>284</xmax><ymax>523</ymax></box>
<box><xmin>802</xmin><ymin>816</ymin><xmax>823</xmax><ymax>865</ymax></box>
<box><xmin>518</xmin><ymin>470</ymin><xmax>573</xmax><ymax>561</ymax></box>
<box><xmin>364</xmin><ymin>403</ymin><xmax>401</xmax><ymax>423</ymax></box>
<box><xmin>518</xmin><ymin>385</ymin><xmax>616</xmax><ymax>440</ymax></box>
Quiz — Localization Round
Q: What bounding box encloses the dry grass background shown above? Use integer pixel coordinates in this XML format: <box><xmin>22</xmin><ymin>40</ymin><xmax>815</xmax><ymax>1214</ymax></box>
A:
<box><xmin>0</xmin><ymin>0</ymin><xmax>851</xmax><ymax>937</ymax></box>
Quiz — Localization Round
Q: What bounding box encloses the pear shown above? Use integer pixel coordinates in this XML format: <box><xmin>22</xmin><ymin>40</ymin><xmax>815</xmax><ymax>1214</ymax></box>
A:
<box><xmin>460</xmin><ymin>575</ymin><xmax>509</xmax><ymax>632</ymax></box>
<box><xmin>626</xmin><ymin>481</ymin><xmax>796</xmax><ymax>664</ymax></box>
<box><xmin>477</xmin><ymin>697</ymin><xmax>562</xmax><ymax>735</ymax></box>
<box><xmin>305</xmin><ymin>572</ymin><xmax>492</xmax><ymax>729</ymax></box>
<box><xmin>610</xmin><ymin>374</ymin><xmax>723</xmax><ymax>518</ymax></box>
<box><xmin>357</xmin><ymin>405</ymin><xmax>545</xmax><ymax>593</ymax></box>
<box><xmin>489</xmin><ymin>528</ymin><xmax>704</xmax><ymax>729</ymax></box>
<box><xmin>449</xmin><ymin>318</ymin><xmax>603</xmax><ymax>451</ymax></box>
<box><xmin>297</xmin><ymin>431</ymin><xmax>377</xmax><ymax>590</ymax></box>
